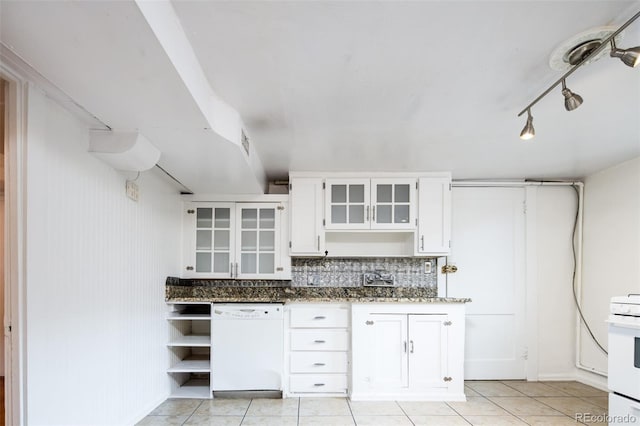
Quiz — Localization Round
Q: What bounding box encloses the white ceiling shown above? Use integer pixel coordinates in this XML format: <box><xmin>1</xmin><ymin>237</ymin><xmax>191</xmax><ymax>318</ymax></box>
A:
<box><xmin>1</xmin><ymin>1</ymin><xmax>639</xmax><ymax>193</ymax></box>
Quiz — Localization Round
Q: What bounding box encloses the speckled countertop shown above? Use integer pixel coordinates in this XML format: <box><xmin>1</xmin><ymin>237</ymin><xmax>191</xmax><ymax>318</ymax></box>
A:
<box><xmin>165</xmin><ymin>281</ymin><xmax>471</xmax><ymax>303</ymax></box>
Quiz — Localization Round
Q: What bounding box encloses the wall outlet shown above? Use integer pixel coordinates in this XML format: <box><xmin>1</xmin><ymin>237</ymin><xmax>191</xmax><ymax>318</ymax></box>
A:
<box><xmin>126</xmin><ymin>181</ymin><xmax>139</xmax><ymax>201</ymax></box>
<box><xmin>424</xmin><ymin>261</ymin><xmax>432</xmax><ymax>274</ymax></box>
<box><xmin>307</xmin><ymin>275</ymin><xmax>320</xmax><ymax>286</ymax></box>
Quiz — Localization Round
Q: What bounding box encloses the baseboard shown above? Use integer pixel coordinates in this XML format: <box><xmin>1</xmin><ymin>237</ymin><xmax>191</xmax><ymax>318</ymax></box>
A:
<box><xmin>537</xmin><ymin>373</ymin><xmax>578</xmax><ymax>381</ymax></box>
<box><xmin>537</xmin><ymin>371</ymin><xmax>608</xmax><ymax>392</ymax></box>
<box><xmin>575</xmin><ymin>369</ymin><xmax>608</xmax><ymax>391</ymax></box>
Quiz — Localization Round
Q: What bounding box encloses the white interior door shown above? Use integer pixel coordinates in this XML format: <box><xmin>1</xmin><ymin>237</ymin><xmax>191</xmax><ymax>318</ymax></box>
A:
<box><xmin>446</xmin><ymin>187</ymin><xmax>526</xmax><ymax>379</ymax></box>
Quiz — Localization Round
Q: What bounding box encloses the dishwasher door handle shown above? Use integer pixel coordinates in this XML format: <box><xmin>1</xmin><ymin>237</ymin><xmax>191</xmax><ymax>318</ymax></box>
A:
<box><xmin>239</xmin><ymin>309</ymin><xmax>256</xmax><ymax>313</ymax></box>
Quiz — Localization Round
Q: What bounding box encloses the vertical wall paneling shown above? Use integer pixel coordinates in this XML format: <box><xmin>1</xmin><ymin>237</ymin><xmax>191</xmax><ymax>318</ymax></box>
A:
<box><xmin>582</xmin><ymin>157</ymin><xmax>640</xmax><ymax>377</ymax></box>
<box><xmin>24</xmin><ymin>85</ymin><xmax>182</xmax><ymax>425</ymax></box>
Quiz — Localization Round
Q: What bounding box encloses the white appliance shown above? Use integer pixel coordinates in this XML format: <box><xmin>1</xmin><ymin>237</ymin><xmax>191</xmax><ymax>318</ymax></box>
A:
<box><xmin>608</xmin><ymin>294</ymin><xmax>640</xmax><ymax>425</ymax></box>
<box><xmin>211</xmin><ymin>303</ymin><xmax>283</xmax><ymax>392</ymax></box>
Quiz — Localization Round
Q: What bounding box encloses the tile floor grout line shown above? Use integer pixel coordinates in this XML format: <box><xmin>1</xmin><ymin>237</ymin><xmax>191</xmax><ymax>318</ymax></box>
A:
<box><xmin>240</xmin><ymin>398</ymin><xmax>252</xmax><ymax>425</ymax></box>
<box><xmin>528</xmin><ymin>394</ymin><xmax>596</xmax><ymax>425</ymax></box>
<box><xmin>296</xmin><ymin>397</ymin><xmax>300</xmax><ymax>426</ymax></box>
<box><xmin>444</xmin><ymin>398</ymin><xmax>474</xmax><ymax>424</ymax></box>
<box><xmin>180</xmin><ymin>399</ymin><xmax>204</xmax><ymax>426</ymax></box>
<box><xmin>345</xmin><ymin>398</ymin><xmax>354</xmax><ymax>425</ymax></box>
<box><xmin>393</xmin><ymin>400</ymin><xmax>416</xmax><ymax>426</ymax></box>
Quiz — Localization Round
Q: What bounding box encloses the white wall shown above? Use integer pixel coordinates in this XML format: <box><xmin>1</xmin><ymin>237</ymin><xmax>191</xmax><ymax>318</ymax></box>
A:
<box><xmin>533</xmin><ymin>186</ymin><xmax>579</xmax><ymax>380</ymax></box>
<box><xmin>24</xmin><ymin>84</ymin><xmax>182</xmax><ymax>425</ymax></box>
<box><xmin>580</xmin><ymin>157</ymin><xmax>640</xmax><ymax>377</ymax></box>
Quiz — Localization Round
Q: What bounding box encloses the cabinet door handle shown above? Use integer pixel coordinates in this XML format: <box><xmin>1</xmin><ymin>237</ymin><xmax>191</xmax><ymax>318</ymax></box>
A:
<box><xmin>420</xmin><ymin>235</ymin><xmax>425</xmax><ymax>251</ymax></box>
<box><xmin>366</xmin><ymin>205</ymin><xmax>370</xmax><ymax>221</ymax></box>
<box><xmin>313</xmin><ymin>363</ymin><xmax>326</xmax><ymax>366</ymax></box>
<box><xmin>403</xmin><ymin>341</ymin><xmax>407</xmax><ymax>353</ymax></box>
<box><xmin>372</xmin><ymin>206</ymin><xmax>376</xmax><ymax>221</ymax></box>
<box><xmin>314</xmin><ymin>340</ymin><xmax>326</xmax><ymax>344</ymax></box>
<box><xmin>235</xmin><ymin>262</ymin><xmax>238</xmax><ymax>277</ymax></box>
<box><xmin>410</xmin><ymin>340</ymin><xmax>414</xmax><ymax>353</ymax></box>
<box><xmin>230</xmin><ymin>262</ymin><xmax>234</xmax><ymax>278</ymax></box>
<box><xmin>313</xmin><ymin>383</ymin><xmax>325</xmax><ymax>387</ymax></box>
<box><xmin>317</xmin><ymin>235</ymin><xmax>320</xmax><ymax>251</ymax></box>
<box><xmin>314</xmin><ymin>316</ymin><xmax>326</xmax><ymax>320</ymax></box>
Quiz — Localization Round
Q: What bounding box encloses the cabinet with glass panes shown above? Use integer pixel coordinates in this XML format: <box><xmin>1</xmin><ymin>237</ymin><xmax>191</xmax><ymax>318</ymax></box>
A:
<box><xmin>182</xmin><ymin>201</ymin><xmax>290</xmax><ymax>279</ymax></box>
<box><xmin>324</xmin><ymin>178</ymin><xmax>416</xmax><ymax>230</ymax></box>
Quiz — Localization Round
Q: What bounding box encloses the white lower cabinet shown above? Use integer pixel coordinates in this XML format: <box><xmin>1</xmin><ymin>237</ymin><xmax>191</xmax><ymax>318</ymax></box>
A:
<box><xmin>351</xmin><ymin>303</ymin><xmax>465</xmax><ymax>401</ymax></box>
<box><xmin>166</xmin><ymin>302</ymin><xmax>213</xmax><ymax>399</ymax></box>
<box><xmin>284</xmin><ymin>303</ymin><xmax>350</xmax><ymax>396</ymax></box>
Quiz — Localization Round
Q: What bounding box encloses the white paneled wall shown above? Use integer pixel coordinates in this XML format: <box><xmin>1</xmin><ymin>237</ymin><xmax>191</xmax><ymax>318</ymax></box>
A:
<box><xmin>581</xmin><ymin>157</ymin><xmax>640</xmax><ymax>376</ymax></box>
<box><xmin>25</xmin><ymin>84</ymin><xmax>182</xmax><ymax>425</ymax></box>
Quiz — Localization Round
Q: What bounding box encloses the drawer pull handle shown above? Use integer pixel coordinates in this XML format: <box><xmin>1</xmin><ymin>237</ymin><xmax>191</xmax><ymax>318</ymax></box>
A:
<box><xmin>313</xmin><ymin>363</ymin><xmax>326</xmax><ymax>366</ymax></box>
<box><xmin>314</xmin><ymin>383</ymin><xmax>325</xmax><ymax>387</ymax></box>
<box><xmin>314</xmin><ymin>316</ymin><xmax>326</xmax><ymax>320</ymax></box>
<box><xmin>314</xmin><ymin>340</ymin><xmax>326</xmax><ymax>343</ymax></box>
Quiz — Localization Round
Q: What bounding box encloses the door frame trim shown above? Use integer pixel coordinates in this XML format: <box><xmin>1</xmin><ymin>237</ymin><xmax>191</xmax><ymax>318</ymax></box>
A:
<box><xmin>0</xmin><ymin>53</ymin><xmax>28</xmax><ymax>426</ymax></box>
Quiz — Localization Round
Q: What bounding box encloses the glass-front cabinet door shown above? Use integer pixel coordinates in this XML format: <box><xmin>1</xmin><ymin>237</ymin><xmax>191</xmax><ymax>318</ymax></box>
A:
<box><xmin>370</xmin><ymin>179</ymin><xmax>416</xmax><ymax>230</ymax></box>
<box><xmin>190</xmin><ymin>203</ymin><xmax>236</xmax><ymax>278</ymax></box>
<box><xmin>235</xmin><ymin>204</ymin><xmax>280</xmax><ymax>278</ymax></box>
<box><xmin>324</xmin><ymin>179</ymin><xmax>371</xmax><ymax>229</ymax></box>
<box><xmin>184</xmin><ymin>201</ymin><xmax>287</xmax><ymax>279</ymax></box>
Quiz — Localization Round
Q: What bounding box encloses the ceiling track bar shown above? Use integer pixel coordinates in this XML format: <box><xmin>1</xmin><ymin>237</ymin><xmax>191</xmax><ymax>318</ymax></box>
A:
<box><xmin>517</xmin><ymin>9</ymin><xmax>640</xmax><ymax>117</ymax></box>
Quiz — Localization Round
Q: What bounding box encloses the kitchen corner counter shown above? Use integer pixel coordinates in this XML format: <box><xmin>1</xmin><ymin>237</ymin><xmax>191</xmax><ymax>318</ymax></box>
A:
<box><xmin>165</xmin><ymin>281</ymin><xmax>471</xmax><ymax>304</ymax></box>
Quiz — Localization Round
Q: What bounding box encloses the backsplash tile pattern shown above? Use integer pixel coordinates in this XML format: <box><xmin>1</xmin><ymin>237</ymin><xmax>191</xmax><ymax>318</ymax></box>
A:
<box><xmin>292</xmin><ymin>257</ymin><xmax>437</xmax><ymax>288</ymax></box>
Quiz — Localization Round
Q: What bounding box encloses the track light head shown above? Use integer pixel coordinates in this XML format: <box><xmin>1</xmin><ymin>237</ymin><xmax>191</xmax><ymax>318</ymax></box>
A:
<box><xmin>561</xmin><ymin>80</ymin><xmax>583</xmax><ymax>111</ymax></box>
<box><xmin>520</xmin><ymin>110</ymin><xmax>535</xmax><ymax>140</ymax></box>
<box><xmin>610</xmin><ymin>39</ymin><xmax>640</xmax><ymax>67</ymax></box>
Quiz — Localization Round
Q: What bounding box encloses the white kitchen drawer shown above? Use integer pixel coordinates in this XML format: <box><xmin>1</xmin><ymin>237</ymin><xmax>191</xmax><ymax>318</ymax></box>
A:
<box><xmin>290</xmin><ymin>329</ymin><xmax>349</xmax><ymax>351</ymax></box>
<box><xmin>290</xmin><ymin>307</ymin><xmax>349</xmax><ymax>328</ymax></box>
<box><xmin>290</xmin><ymin>351</ymin><xmax>348</xmax><ymax>373</ymax></box>
<box><xmin>290</xmin><ymin>374</ymin><xmax>348</xmax><ymax>394</ymax></box>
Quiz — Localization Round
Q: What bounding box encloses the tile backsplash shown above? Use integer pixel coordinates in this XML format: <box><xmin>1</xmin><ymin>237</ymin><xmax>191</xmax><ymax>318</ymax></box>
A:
<box><xmin>292</xmin><ymin>257</ymin><xmax>437</xmax><ymax>288</ymax></box>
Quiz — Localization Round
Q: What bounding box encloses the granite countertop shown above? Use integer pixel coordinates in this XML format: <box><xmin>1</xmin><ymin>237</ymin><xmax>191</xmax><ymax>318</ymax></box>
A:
<box><xmin>165</xmin><ymin>281</ymin><xmax>471</xmax><ymax>303</ymax></box>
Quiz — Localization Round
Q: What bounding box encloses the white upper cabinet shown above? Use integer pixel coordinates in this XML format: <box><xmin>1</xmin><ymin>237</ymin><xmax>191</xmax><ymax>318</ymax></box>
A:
<box><xmin>325</xmin><ymin>178</ymin><xmax>416</xmax><ymax>230</ymax></box>
<box><xmin>416</xmin><ymin>177</ymin><xmax>452</xmax><ymax>255</ymax></box>
<box><xmin>183</xmin><ymin>201</ymin><xmax>290</xmax><ymax>279</ymax></box>
<box><xmin>289</xmin><ymin>178</ymin><xmax>325</xmax><ymax>256</ymax></box>
<box><xmin>288</xmin><ymin>172</ymin><xmax>450</xmax><ymax>257</ymax></box>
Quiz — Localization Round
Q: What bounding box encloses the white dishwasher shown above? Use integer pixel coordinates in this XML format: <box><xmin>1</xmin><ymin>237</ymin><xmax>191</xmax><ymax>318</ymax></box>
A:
<box><xmin>211</xmin><ymin>303</ymin><xmax>283</xmax><ymax>392</ymax></box>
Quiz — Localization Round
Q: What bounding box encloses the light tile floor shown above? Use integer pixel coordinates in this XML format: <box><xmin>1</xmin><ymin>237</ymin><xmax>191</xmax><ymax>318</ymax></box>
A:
<box><xmin>137</xmin><ymin>381</ymin><xmax>609</xmax><ymax>426</ymax></box>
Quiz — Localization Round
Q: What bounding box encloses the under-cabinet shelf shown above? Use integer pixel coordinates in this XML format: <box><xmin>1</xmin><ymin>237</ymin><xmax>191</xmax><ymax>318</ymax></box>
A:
<box><xmin>168</xmin><ymin>379</ymin><xmax>211</xmax><ymax>399</ymax></box>
<box><xmin>168</xmin><ymin>354</ymin><xmax>211</xmax><ymax>373</ymax></box>
<box><xmin>167</xmin><ymin>312</ymin><xmax>211</xmax><ymax>320</ymax></box>
<box><xmin>167</xmin><ymin>334</ymin><xmax>211</xmax><ymax>347</ymax></box>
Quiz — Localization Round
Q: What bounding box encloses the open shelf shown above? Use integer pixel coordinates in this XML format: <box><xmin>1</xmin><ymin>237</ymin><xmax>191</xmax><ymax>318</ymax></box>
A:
<box><xmin>167</xmin><ymin>312</ymin><xmax>211</xmax><ymax>320</ymax></box>
<box><xmin>167</xmin><ymin>302</ymin><xmax>213</xmax><ymax>399</ymax></box>
<box><xmin>167</xmin><ymin>303</ymin><xmax>211</xmax><ymax>320</ymax></box>
<box><xmin>169</xmin><ymin>379</ymin><xmax>211</xmax><ymax>399</ymax></box>
<box><xmin>167</xmin><ymin>334</ymin><xmax>211</xmax><ymax>347</ymax></box>
<box><xmin>168</xmin><ymin>354</ymin><xmax>210</xmax><ymax>373</ymax></box>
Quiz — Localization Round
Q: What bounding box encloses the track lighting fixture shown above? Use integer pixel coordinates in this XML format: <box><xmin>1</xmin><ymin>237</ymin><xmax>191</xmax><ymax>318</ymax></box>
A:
<box><xmin>520</xmin><ymin>110</ymin><xmax>535</xmax><ymax>140</ymax></box>
<box><xmin>610</xmin><ymin>38</ymin><xmax>640</xmax><ymax>67</ymax></box>
<box><xmin>517</xmin><ymin>10</ymin><xmax>640</xmax><ymax>140</ymax></box>
<box><xmin>561</xmin><ymin>79</ymin><xmax>583</xmax><ymax>111</ymax></box>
